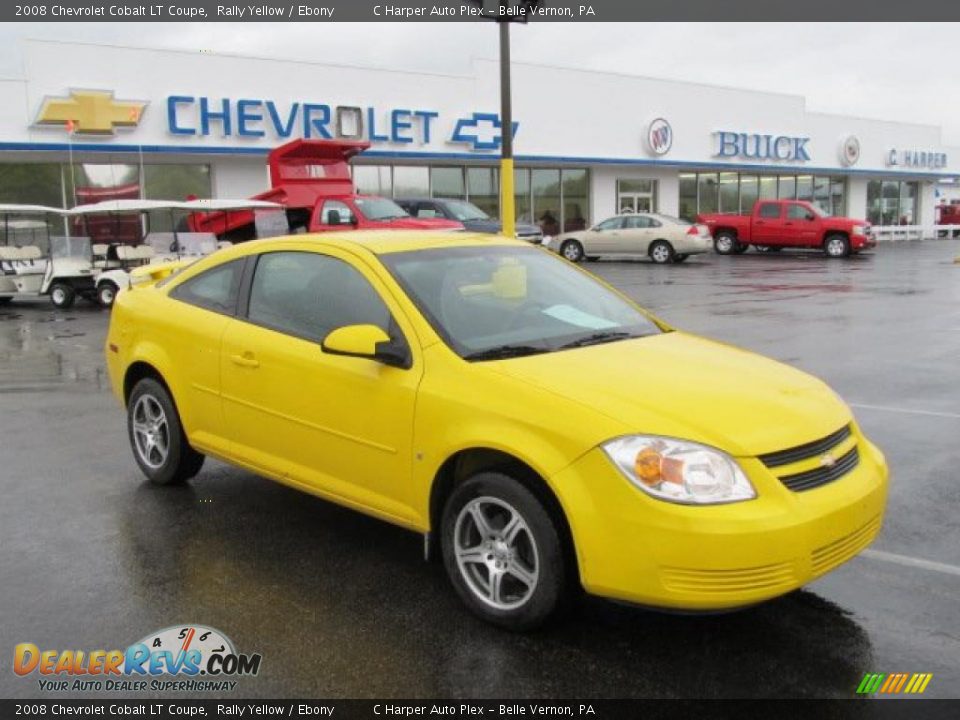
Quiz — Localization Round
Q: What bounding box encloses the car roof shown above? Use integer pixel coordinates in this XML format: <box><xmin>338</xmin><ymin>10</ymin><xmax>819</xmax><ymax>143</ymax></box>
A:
<box><xmin>220</xmin><ymin>230</ymin><xmax>524</xmax><ymax>257</ymax></box>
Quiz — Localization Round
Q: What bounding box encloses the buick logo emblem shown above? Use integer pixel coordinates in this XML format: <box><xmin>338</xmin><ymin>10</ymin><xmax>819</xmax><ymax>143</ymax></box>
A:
<box><xmin>841</xmin><ymin>136</ymin><xmax>861</xmax><ymax>166</ymax></box>
<box><xmin>647</xmin><ymin>118</ymin><xmax>673</xmax><ymax>156</ymax></box>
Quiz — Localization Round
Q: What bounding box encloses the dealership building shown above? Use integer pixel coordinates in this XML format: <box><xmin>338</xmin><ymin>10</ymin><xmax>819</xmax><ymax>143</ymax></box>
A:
<box><xmin>1</xmin><ymin>39</ymin><xmax>957</xmax><ymax>236</ymax></box>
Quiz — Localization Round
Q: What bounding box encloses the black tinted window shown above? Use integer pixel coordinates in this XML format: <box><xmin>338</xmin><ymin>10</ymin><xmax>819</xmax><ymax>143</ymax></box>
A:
<box><xmin>170</xmin><ymin>259</ymin><xmax>244</xmax><ymax>315</ymax></box>
<box><xmin>758</xmin><ymin>203</ymin><xmax>781</xmax><ymax>219</ymax></box>
<box><xmin>247</xmin><ymin>251</ymin><xmax>391</xmax><ymax>342</ymax></box>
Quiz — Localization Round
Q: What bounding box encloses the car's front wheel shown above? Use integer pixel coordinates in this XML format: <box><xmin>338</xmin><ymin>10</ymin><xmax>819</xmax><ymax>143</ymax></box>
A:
<box><xmin>49</xmin><ymin>282</ymin><xmax>75</xmax><ymax>309</ymax></box>
<box><xmin>97</xmin><ymin>281</ymin><xmax>119</xmax><ymax>308</ymax></box>
<box><xmin>714</xmin><ymin>231</ymin><xmax>737</xmax><ymax>255</ymax></box>
<box><xmin>127</xmin><ymin>378</ymin><xmax>205</xmax><ymax>485</ymax></box>
<box><xmin>824</xmin><ymin>234</ymin><xmax>850</xmax><ymax>258</ymax></box>
<box><xmin>442</xmin><ymin>472</ymin><xmax>570</xmax><ymax>631</ymax></box>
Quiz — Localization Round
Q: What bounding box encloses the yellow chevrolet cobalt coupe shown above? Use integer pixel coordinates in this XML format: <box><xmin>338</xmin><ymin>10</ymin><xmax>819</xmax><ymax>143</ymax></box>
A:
<box><xmin>106</xmin><ymin>231</ymin><xmax>888</xmax><ymax>630</ymax></box>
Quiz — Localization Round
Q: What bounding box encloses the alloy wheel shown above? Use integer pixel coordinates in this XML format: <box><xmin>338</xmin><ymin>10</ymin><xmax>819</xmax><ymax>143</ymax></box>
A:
<box><xmin>453</xmin><ymin>496</ymin><xmax>540</xmax><ymax>610</ymax></box>
<box><xmin>132</xmin><ymin>394</ymin><xmax>170</xmax><ymax>469</ymax></box>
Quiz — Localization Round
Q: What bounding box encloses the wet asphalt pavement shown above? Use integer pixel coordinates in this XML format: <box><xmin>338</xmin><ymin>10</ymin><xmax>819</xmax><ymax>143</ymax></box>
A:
<box><xmin>1</xmin><ymin>240</ymin><xmax>958</xmax><ymax>700</ymax></box>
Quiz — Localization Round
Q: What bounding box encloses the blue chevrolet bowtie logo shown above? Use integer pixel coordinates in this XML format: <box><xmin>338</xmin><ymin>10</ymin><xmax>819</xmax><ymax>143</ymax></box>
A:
<box><xmin>450</xmin><ymin>112</ymin><xmax>520</xmax><ymax>151</ymax></box>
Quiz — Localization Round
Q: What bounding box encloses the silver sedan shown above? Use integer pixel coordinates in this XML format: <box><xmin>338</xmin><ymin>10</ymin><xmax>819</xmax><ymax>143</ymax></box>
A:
<box><xmin>547</xmin><ymin>213</ymin><xmax>712</xmax><ymax>264</ymax></box>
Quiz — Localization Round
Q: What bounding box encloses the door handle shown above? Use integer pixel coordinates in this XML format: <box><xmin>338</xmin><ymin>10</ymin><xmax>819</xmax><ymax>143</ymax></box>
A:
<box><xmin>784</xmin><ymin>221</ymin><xmax>794</xmax><ymax>226</ymax></box>
<box><xmin>230</xmin><ymin>352</ymin><xmax>260</xmax><ymax>369</ymax></box>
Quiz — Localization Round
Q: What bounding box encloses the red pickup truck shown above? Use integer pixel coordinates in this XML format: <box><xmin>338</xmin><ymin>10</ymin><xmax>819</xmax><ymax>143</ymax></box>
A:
<box><xmin>189</xmin><ymin>139</ymin><xmax>462</xmax><ymax>240</ymax></box>
<box><xmin>697</xmin><ymin>200</ymin><xmax>875</xmax><ymax>258</ymax></box>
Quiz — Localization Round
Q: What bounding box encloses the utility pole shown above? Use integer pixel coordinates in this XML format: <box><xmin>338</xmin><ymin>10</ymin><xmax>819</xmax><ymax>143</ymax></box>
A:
<box><xmin>472</xmin><ymin>0</ymin><xmax>540</xmax><ymax>238</ymax></box>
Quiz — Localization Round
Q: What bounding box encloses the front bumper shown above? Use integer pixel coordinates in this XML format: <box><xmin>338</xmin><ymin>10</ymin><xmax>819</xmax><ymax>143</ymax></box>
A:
<box><xmin>550</xmin><ymin>430</ymin><xmax>888</xmax><ymax>610</ymax></box>
<box><xmin>853</xmin><ymin>233</ymin><xmax>877</xmax><ymax>250</ymax></box>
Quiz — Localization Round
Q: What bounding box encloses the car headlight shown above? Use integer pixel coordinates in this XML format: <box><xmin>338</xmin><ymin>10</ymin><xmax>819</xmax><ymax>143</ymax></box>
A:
<box><xmin>602</xmin><ymin>435</ymin><xmax>756</xmax><ymax>505</ymax></box>
<box><xmin>853</xmin><ymin>225</ymin><xmax>865</xmax><ymax>235</ymax></box>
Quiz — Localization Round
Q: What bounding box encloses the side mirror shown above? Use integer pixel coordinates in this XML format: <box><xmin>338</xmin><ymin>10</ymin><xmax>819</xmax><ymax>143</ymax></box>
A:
<box><xmin>327</xmin><ymin>210</ymin><xmax>341</xmax><ymax>226</ymax></box>
<box><xmin>806</xmin><ymin>213</ymin><xmax>817</xmax><ymax>221</ymax></box>
<box><xmin>321</xmin><ymin>324</ymin><xmax>410</xmax><ymax>369</ymax></box>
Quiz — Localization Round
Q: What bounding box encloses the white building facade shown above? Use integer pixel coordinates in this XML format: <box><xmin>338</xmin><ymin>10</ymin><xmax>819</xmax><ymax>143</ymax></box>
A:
<box><xmin>1</xmin><ymin>39</ymin><xmax>956</xmax><ymax>236</ymax></box>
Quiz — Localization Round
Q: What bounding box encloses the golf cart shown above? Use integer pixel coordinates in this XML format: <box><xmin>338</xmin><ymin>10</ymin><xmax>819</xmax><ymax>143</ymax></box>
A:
<box><xmin>68</xmin><ymin>198</ymin><xmax>284</xmax><ymax>307</ymax></box>
<box><xmin>0</xmin><ymin>204</ymin><xmax>97</xmax><ymax>309</ymax></box>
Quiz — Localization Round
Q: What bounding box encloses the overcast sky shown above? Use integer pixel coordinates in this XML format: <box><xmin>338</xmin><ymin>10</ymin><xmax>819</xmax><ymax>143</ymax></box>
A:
<box><xmin>2</xmin><ymin>22</ymin><xmax>958</xmax><ymax>143</ymax></box>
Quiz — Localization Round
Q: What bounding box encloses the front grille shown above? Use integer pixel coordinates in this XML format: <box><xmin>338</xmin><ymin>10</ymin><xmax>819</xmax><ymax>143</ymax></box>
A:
<box><xmin>758</xmin><ymin>425</ymin><xmax>852</xmax><ymax>467</ymax></box>
<box><xmin>661</xmin><ymin>561</ymin><xmax>796</xmax><ymax>595</ymax></box>
<box><xmin>778</xmin><ymin>446</ymin><xmax>860</xmax><ymax>492</ymax></box>
<box><xmin>811</xmin><ymin>515</ymin><xmax>881</xmax><ymax>576</ymax></box>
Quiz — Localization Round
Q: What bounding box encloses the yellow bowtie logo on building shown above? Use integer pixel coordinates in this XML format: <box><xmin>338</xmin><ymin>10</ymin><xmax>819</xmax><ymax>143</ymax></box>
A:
<box><xmin>35</xmin><ymin>90</ymin><xmax>146</xmax><ymax>135</ymax></box>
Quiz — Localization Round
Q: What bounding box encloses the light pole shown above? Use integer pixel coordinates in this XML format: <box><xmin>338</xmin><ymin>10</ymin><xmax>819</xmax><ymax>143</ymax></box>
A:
<box><xmin>473</xmin><ymin>0</ymin><xmax>540</xmax><ymax>238</ymax></box>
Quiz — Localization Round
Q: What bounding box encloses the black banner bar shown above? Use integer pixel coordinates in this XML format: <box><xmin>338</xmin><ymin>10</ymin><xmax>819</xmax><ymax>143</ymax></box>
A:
<box><xmin>7</xmin><ymin>0</ymin><xmax>960</xmax><ymax>22</ymax></box>
<box><xmin>3</xmin><ymin>700</ymin><xmax>960</xmax><ymax>719</ymax></box>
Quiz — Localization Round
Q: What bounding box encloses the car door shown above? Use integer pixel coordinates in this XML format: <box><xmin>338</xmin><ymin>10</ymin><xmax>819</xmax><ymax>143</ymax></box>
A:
<box><xmin>583</xmin><ymin>216</ymin><xmax>625</xmax><ymax>254</ymax></box>
<box><xmin>311</xmin><ymin>199</ymin><xmax>357</xmax><ymax>232</ymax></box>
<box><xmin>753</xmin><ymin>202</ymin><xmax>785</xmax><ymax>245</ymax></box>
<box><xmin>163</xmin><ymin>257</ymin><xmax>247</xmax><ymax>456</ymax></box>
<box><xmin>617</xmin><ymin>215</ymin><xmax>655</xmax><ymax>254</ymax></box>
<box><xmin>784</xmin><ymin>203</ymin><xmax>820</xmax><ymax>246</ymax></box>
<box><xmin>219</xmin><ymin>245</ymin><xmax>423</xmax><ymax>526</ymax></box>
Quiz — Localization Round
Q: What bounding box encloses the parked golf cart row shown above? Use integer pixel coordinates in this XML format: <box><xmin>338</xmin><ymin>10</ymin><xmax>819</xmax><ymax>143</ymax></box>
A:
<box><xmin>0</xmin><ymin>199</ymin><xmax>282</xmax><ymax>309</ymax></box>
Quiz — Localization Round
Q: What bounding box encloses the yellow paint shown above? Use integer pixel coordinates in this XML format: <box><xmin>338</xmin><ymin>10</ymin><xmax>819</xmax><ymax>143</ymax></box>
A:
<box><xmin>105</xmin><ymin>231</ymin><xmax>889</xmax><ymax>610</ymax></box>
<box><xmin>501</xmin><ymin>157</ymin><xmax>516</xmax><ymax>238</ymax></box>
<box><xmin>35</xmin><ymin>90</ymin><xmax>146</xmax><ymax>135</ymax></box>
<box><xmin>322</xmin><ymin>324</ymin><xmax>390</xmax><ymax>357</ymax></box>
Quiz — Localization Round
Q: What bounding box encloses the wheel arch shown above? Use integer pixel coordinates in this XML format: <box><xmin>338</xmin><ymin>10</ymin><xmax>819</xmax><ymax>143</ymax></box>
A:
<box><xmin>713</xmin><ymin>226</ymin><xmax>738</xmax><ymax>239</ymax></box>
<box><xmin>427</xmin><ymin>446</ymin><xmax>581</xmax><ymax>583</ymax></box>
<box><xmin>123</xmin><ymin>360</ymin><xmax>171</xmax><ymax>406</ymax></box>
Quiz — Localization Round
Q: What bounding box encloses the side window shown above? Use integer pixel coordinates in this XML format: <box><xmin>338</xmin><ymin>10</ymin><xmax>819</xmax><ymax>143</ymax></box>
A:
<box><xmin>169</xmin><ymin>259</ymin><xmax>244</xmax><ymax>315</ymax></box>
<box><xmin>787</xmin><ymin>204</ymin><xmax>810</xmax><ymax>220</ymax></box>
<box><xmin>247</xmin><ymin>251</ymin><xmax>391</xmax><ymax>343</ymax></box>
<box><xmin>596</xmin><ymin>217</ymin><xmax>623</xmax><ymax>231</ymax></box>
<box><xmin>319</xmin><ymin>200</ymin><xmax>355</xmax><ymax>226</ymax></box>
<box><xmin>758</xmin><ymin>203</ymin><xmax>782</xmax><ymax>219</ymax></box>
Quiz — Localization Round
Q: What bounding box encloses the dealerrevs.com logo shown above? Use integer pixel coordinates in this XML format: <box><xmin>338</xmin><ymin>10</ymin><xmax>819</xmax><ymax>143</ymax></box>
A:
<box><xmin>13</xmin><ymin>624</ymin><xmax>262</xmax><ymax>692</ymax></box>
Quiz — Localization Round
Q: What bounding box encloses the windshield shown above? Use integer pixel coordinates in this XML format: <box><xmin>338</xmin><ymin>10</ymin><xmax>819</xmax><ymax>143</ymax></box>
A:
<box><xmin>443</xmin><ymin>200</ymin><xmax>491</xmax><ymax>222</ymax></box>
<box><xmin>383</xmin><ymin>246</ymin><xmax>662</xmax><ymax>360</ymax></box>
<box><xmin>811</xmin><ymin>204</ymin><xmax>830</xmax><ymax>217</ymax></box>
<box><xmin>354</xmin><ymin>197</ymin><xmax>410</xmax><ymax>221</ymax></box>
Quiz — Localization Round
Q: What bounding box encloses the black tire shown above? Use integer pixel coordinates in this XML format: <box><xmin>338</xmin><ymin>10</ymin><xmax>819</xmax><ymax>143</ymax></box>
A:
<box><xmin>733</xmin><ymin>243</ymin><xmax>749</xmax><ymax>254</ymax></box>
<box><xmin>127</xmin><ymin>378</ymin><xmax>205</xmax><ymax>486</ymax></box>
<box><xmin>649</xmin><ymin>240</ymin><xmax>675</xmax><ymax>264</ymax></box>
<box><xmin>49</xmin><ymin>282</ymin><xmax>75</xmax><ymax>309</ymax></box>
<box><xmin>673</xmin><ymin>254</ymin><xmax>689</xmax><ymax>263</ymax></box>
<box><xmin>97</xmin><ymin>281</ymin><xmax>119</xmax><ymax>308</ymax></box>
<box><xmin>824</xmin><ymin>234</ymin><xmax>850</xmax><ymax>258</ymax></box>
<box><xmin>441</xmin><ymin>471</ymin><xmax>571</xmax><ymax>631</ymax></box>
<box><xmin>714</xmin><ymin>231</ymin><xmax>737</xmax><ymax>255</ymax></box>
<box><xmin>559</xmin><ymin>239</ymin><xmax>584</xmax><ymax>263</ymax></box>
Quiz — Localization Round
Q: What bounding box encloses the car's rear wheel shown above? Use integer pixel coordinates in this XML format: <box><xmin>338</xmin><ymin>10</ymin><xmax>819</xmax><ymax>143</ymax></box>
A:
<box><xmin>560</xmin><ymin>239</ymin><xmax>584</xmax><ymax>263</ymax></box>
<box><xmin>97</xmin><ymin>281</ymin><xmax>119</xmax><ymax>308</ymax></box>
<box><xmin>673</xmin><ymin>254</ymin><xmax>689</xmax><ymax>263</ymax></box>
<box><xmin>714</xmin><ymin>232</ymin><xmax>737</xmax><ymax>255</ymax></box>
<box><xmin>649</xmin><ymin>240</ymin><xmax>675</xmax><ymax>264</ymax></box>
<box><xmin>441</xmin><ymin>472</ymin><xmax>570</xmax><ymax>631</ymax></box>
<box><xmin>824</xmin><ymin>234</ymin><xmax>850</xmax><ymax>258</ymax></box>
<box><xmin>49</xmin><ymin>282</ymin><xmax>75</xmax><ymax>309</ymax></box>
<box><xmin>128</xmin><ymin>378</ymin><xmax>204</xmax><ymax>485</ymax></box>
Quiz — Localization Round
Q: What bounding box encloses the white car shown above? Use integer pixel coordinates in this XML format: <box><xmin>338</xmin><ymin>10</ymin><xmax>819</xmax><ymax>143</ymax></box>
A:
<box><xmin>547</xmin><ymin>213</ymin><xmax>712</xmax><ymax>264</ymax></box>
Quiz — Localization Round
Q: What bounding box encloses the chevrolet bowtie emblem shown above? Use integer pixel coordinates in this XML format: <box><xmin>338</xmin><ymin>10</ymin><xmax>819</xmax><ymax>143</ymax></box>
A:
<box><xmin>820</xmin><ymin>453</ymin><xmax>838</xmax><ymax>469</ymax></box>
<box><xmin>35</xmin><ymin>90</ymin><xmax>147</xmax><ymax>135</ymax></box>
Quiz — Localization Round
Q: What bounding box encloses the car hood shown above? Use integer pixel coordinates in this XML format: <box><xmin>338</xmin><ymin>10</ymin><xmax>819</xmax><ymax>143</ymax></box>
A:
<box><xmin>484</xmin><ymin>331</ymin><xmax>850</xmax><ymax>458</ymax></box>
<box><xmin>822</xmin><ymin>216</ymin><xmax>865</xmax><ymax>230</ymax></box>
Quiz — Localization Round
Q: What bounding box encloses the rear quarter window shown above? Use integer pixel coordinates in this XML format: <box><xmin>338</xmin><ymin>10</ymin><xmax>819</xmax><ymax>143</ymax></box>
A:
<box><xmin>169</xmin><ymin>259</ymin><xmax>245</xmax><ymax>316</ymax></box>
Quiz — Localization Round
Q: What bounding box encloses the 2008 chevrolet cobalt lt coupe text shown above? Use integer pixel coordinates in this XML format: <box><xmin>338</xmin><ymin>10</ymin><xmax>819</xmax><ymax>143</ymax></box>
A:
<box><xmin>105</xmin><ymin>231</ymin><xmax>888</xmax><ymax>630</ymax></box>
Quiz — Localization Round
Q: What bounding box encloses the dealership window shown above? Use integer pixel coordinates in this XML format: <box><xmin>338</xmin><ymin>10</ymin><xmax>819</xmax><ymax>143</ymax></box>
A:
<box><xmin>678</xmin><ymin>172</ymin><xmax>847</xmax><ymax>221</ymax></box>
<box><xmin>562</xmin><ymin>169</ymin><xmax>588</xmax><ymax>231</ymax></box>
<box><xmin>616</xmin><ymin>178</ymin><xmax>657</xmax><ymax>214</ymax></box>
<box><xmin>0</xmin><ymin>163</ymin><xmax>64</xmax><ymax>208</ymax></box>
<box><xmin>466</xmin><ymin>167</ymin><xmax>499</xmax><ymax>218</ymax></box>
<box><xmin>532</xmin><ymin>169</ymin><xmax>561</xmax><ymax>236</ymax></box>
<box><xmin>867</xmin><ymin>179</ymin><xmax>919</xmax><ymax>225</ymax></box>
<box><xmin>144</xmin><ymin>164</ymin><xmax>212</xmax><ymax>231</ymax></box>
<box><xmin>353</xmin><ymin>165</ymin><xmax>392</xmax><ymax>197</ymax></box>
<box><xmin>514</xmin><ymin>168</ymin><xmax>532</xmax><ymax>225</ymax></box>
<box><xmin>392</xmin><ymin>166</ymin><xmax>429</xmax><ymax>197</ymax></box>
<box><xmin>432</xmin><ymin>167</ymin><xmax>466</xmax><ymax>199</ymax></box>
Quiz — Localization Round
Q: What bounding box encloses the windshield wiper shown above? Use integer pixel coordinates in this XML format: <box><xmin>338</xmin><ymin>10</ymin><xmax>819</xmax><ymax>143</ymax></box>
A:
<box><xmin>463</xmin><ymin>344</ymin><xmax>549</xmax><ymax>361</ymax></box>
<box><xmin>558</xmin><ymin>331</ymin><xmax>636</xmax><ymax>349</ymax></box>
